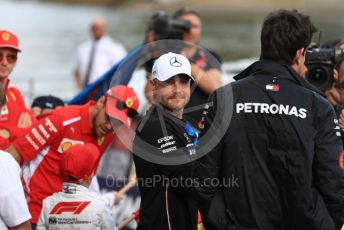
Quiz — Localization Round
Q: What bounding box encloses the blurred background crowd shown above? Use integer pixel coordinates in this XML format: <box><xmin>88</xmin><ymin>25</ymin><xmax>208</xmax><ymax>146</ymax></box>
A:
<box><xmin>1</xmin><ymin>0</ymin><xmax>344</xmax><ymax>229</ymax></box>
<box><xmin>1</xmin><ymin>0</ymin><xmax>344</xmax><ymax>104</ymax></box>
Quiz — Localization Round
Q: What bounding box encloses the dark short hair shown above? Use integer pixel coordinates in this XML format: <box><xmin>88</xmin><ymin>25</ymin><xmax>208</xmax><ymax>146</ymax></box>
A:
<box><xmin>172</xmin><ymin>6</ymin><xmax>201</xmax><ymax>19</ymax></box>
<box><xmin>260</xmin><ymin>9</ymin><xmax>317</xmax><ymax>64</ymax></box>
<box><xmin>31</xmin><ymin>95</ymin><xmax>65</xmax><ymax>109</ymax></box>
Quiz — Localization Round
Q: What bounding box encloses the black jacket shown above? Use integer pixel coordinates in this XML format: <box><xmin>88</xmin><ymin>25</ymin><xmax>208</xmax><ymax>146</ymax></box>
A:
<box><xmin>195</xmin><ymin>60</ymin><xmax>344</xmax><ymax>230</ymax></box>
<box><xmin>133</xmin><ymin>106</ymin><xmax>198</xmax><ymax>230</ymax></box>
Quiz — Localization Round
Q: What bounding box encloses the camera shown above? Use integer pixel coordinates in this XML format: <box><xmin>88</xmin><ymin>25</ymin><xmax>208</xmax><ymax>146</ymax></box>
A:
<box><xmin>151</xmin><ymin>11</ymin><xmax>191</xmax><ymax>41</ymax></box>
<box><xmin>142</xmin><ymin>11</ymin><xmax>192</xmax><ymax>73</ymax></box>
<box><xmin>305</xmin><ymin>47</ymin><xmax>343</xmax><ymax>92</ymax></box>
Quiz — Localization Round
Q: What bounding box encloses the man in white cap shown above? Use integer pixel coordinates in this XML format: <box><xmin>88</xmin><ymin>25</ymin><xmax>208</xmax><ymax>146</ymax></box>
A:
<box><xmin>133</xmin><ymin>52</ymin><xmax>198</xmax><ymax>230</ymax></box>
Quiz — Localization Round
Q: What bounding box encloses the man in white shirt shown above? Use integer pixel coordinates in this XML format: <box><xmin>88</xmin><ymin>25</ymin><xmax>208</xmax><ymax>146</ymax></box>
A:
<box><xmin>0</xmin><ymin>79</ymin><xmax>31</xmax><ymax>230</ymax></box>
<box><xmin>0</xmin><ymin>147</ymin><xmax>31</xmax><ymax>230</ymax></box>
<box><xmin>73</xmin><ymin>17</ymin><xmax>127</xmax><ymax>88</ymax></box>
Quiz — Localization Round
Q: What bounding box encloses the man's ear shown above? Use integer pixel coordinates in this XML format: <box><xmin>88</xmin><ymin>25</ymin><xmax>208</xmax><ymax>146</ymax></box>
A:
<box><xmin>293</xmin><ymin>48</ymin><xmax>305</xmax><ymax>65</ymax></box>
<box><xmin>150</xmin><ymin>79</ymin><xmax>158</xmax><ymax>99</ymax></box>
<box><xmin>97</xmin><ymin>96</ymin><xmax>106</xmax><ymax>108</ymax></box>
<box><xmin>150</xmin><ymin>79</ymin><xmax>155</xmax><ymax>88</ymax></box>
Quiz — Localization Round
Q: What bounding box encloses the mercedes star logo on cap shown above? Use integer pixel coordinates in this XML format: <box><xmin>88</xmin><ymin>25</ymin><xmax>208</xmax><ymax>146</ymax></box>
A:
<box><xmin>170</xmin><ymin>56</ymin><xmax>182</xmax><ymax>67</ymax></box>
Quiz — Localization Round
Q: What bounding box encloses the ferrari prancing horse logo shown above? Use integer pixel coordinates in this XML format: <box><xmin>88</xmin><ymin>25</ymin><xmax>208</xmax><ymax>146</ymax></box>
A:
<box><xmin>1</xmin><ymin>32</ymin><xmax>10</xmax><ymax>42</ymax></box>
<box><xmin>125</xmin><ymin>98</ymin><xmax>133</xmax><ymax>108</ymax></box>
<box><xmin>98</xmin><ymin>136</ymin><xmax>104</xmax><ymax>146</ymax></box>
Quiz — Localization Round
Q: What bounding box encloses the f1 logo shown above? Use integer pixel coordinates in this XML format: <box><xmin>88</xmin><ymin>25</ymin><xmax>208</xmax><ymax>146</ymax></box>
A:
<box><xmin>50</xmin><ymin>201</ymin><xmax>91</xmax><ymax>215</ymax></box>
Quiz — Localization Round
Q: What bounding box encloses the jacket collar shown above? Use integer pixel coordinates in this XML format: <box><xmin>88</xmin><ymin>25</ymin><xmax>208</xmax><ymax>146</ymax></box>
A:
<box><xmin>4</xmin><ymin>79</ymin><xmax>9</xmax><ymax>91</ymax></box>
<box><xmin>63</xmin><ymin>183</ymin><xmax>89</xmax><ymax>194</ymax></box>
<box><xmin>234</xmin><ymin>59</ymin><xmax>325</xmax><ymax>97</ymax></box>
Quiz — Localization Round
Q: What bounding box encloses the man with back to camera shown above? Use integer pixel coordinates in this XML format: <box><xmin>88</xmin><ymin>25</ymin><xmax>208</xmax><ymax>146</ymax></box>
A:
<box><xmin>37</xmin><ymin>144</ymin><xmax>116</xmax><ymax>230</ymax></box>
<box><xmin>73</xmin><ymin>17</ymin><xmax>127</xmax><ymax>88</ymax></box>
<box><xmin>0</xmin><ymin>30</ymin><xmax>35</xmax><ymax>144</ymax></box>
<box><xmin>133</xmin><ymin>52</ymin><xmax>198</xmax><ymax>230</ymax></box>
<box><xmin>195</xmin><ymin>9</ymin><xmax>344</xmax><ymax>230</ymax></box>
<box><xmin>5</xmin><ymin>85</ymin><xmax>139</xmax><ymax>229</ymax></box>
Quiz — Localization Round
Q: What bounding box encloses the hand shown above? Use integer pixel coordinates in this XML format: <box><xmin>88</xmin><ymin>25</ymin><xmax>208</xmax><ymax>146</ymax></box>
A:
<box><xmin>17</xmin><ymin>112</ymin><xmax>32</xmax><ymax>128</ymax></box>
<box><xmin>325</xmin><ymin>89</ymin><xmax>341</xmax><ymax>106</ymax></box>
<box><xmin>114</xmin><ymin>176</ymin><xmax>136</xmax><ymax>205</ymax></box>
<box><xmin>114</xmin><ymin>192</ymin><xmax>124</xmax><ymax>205</ymax></box>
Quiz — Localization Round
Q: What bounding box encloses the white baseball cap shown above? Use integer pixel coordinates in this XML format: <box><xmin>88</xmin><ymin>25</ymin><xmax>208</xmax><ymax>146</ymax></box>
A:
<box><xmin>152</xmin><ymin>52</ymin><xmax>194</xmax><ymax>82</ymax></box>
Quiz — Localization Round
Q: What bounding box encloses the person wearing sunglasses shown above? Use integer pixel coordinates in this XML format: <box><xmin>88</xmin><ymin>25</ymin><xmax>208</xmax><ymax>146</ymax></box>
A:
<box><xmin>5</xmin><ymin>85</ymin><xmax>139</xmax><ymax>229</ymax></box>
<box><xmin>133</xmin><ymin>52</ymin><xmax>198</xmax><ymax>230</ymax></box>
<box><xmin>37</xmin><ymin>144</ymin><xmax>116</xmax><ymax>230</ymax></box>
<box><xmin>0</xmin><ymin>30</ymin><xmax>35</xmax><ymax>144</ymax></box>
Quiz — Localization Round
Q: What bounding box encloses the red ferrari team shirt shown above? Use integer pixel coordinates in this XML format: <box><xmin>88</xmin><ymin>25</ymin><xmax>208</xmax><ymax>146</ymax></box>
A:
<box><xmin>13</xmin><ymin>101</ymin><xmax>113</xmax><ymax>224</ymax></box>
<box><xmin>0</xmin><ymin>83</ymin><xmax>35</xmax><ymax>144</ymax></box>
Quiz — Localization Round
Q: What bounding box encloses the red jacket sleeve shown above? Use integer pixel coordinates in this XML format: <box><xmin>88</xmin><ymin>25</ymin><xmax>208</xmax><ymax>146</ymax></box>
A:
<box><xmin>0</xmin><ymin>87</ymin><xmax>37</xmax><ymax>141</ymax></box>
<box><xmin>13</xmin><ymin>113</ymin><xmax>65</xmax><ymax>162</ymax></box>
<box><xmin>6</xmin><ymin>109</ymin><xmax>37</xmax><ymax>142</ymax></box>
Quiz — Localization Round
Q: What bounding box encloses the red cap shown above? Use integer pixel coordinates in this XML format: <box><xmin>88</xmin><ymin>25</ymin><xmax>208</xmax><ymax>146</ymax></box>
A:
<box><xmin>60</xmin><ymin>144</ymin><xmax>100</xmax><ymax>183</ymax></box>
<box><xmin>0</xmin><ymin>30</ymin><xmax>21</xmax><ymax>52</ymax></box>
<box><xmin>106</xmin><ymin>85</ymin><xmax>139</xmax><ymax>127</ymax></box>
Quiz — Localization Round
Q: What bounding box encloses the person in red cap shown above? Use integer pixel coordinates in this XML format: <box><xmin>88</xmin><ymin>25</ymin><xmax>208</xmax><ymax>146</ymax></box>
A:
<box><xmin>37</xmin><ymin>144</ymin><xmax>116</xmax><ymax>230</ymax></box>
<box><xmin>0</xmin><ymin>30</ymin><xmax>35</xmax><ymax>144</ymax></box>
<box><xmin>5</xmin><ymin>85</ymin><xmax>139</xmax><ymax>228</ymax></box>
